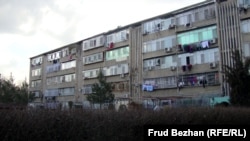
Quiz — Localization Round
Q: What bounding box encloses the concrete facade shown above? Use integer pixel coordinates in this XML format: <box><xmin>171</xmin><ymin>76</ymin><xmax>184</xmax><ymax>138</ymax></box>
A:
<box><xmin>29</xmin><ymin>0</ymin><xmax>250</xmax><ymax>108</ymax></box>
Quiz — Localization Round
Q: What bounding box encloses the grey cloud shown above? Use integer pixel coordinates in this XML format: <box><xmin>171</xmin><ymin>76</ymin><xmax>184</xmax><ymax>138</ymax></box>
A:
<box><xmin>0</xmin><ymin>0</ymin><xmax>55</xmax><ymax>34</ymax></box>
<box><xmin>0</xmin><ymin>0</ymin><xmax>84</xmax><ymax>44</ymax></box>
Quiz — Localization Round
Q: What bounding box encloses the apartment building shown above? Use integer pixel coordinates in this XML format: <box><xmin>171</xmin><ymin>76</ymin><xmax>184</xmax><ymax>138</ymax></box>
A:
<box><xmin>29</xmin><ymin>0</ymin><xmax>250</xmax><ymax>109</ymax></box>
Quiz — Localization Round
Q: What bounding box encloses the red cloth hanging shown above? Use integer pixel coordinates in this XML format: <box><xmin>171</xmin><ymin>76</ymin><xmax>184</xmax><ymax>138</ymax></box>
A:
<box><xmin>109</xmin><ymin>42</ymin><xmax>114</xmax><ymax>49</ymax></box>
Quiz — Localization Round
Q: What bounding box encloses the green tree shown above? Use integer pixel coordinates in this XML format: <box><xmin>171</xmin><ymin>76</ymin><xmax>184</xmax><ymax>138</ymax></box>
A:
<box><xmin>0</xmin><ymin>78</ymin><xmax>16</xmax><ymax>103</ymax></box>
<box><xmin>16</xmin><ymin>80</ymin><xmax>34</xmax><ymax>104</ymax></box>
<box><xmin>0</xmin><ymin>77</ymin><xmax>33</xmax><ymax>105</ymax></box>
<box><xmin>223</xmin><ymin>50</ymin><xmax>250</xmax><ymax>106</ymax></box>
<box><xmin>86</xmin><ymin>68</ymin><xmax>114</xmax><ymax>109</ymax></box>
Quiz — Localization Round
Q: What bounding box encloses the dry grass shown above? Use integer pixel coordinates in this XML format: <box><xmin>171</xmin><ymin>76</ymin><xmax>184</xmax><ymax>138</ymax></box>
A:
<box><xmin>0</xmin><ymin>107</ymin><xmax>250</xmax><ymax>141</ymax></box>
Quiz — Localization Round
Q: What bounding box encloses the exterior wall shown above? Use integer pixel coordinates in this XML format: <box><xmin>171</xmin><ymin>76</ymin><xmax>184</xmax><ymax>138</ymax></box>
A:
<box><xmin>81</xmin><ymin>31</ymin><xmax>130</xmax><ymax>103</ymax></box>
<box><xmin>139</xmin><ymin>1</ymin><xmax>221</xmax><ymax>102</ymax></box>
<box><xmin>130</xmin><ymin>26</ymin><xmax>143</xmax><ymax>102</ymax></box>
<box><xmin>215</xmin><ymin>0</ymin><xmax>243</xmax><ymax>96</ymax></box>
<box><xmin>29</xmin><ymin>0</ymin><xmax>250</xmax><ymax>107</ymax></box>
<box><xmin>29</xmin><ymin>55</ymin><xmax>44</xmax><ymax>103</ymax></box>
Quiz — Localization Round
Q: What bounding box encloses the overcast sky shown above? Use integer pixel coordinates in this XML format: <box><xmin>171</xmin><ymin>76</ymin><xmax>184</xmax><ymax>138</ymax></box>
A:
<box><xmin>0</xmin><ymin>0</ymin><xmax>204</xmax><ymax>85</ymax></box>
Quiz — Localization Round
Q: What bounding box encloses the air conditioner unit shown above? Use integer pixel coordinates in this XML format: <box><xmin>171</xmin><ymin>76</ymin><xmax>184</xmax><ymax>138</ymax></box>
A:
<box><xmin>210</xmin><ymin>62</ymin><xmax>216</xmax><ymax>69</ymax></box>
<box><xmin>185</xmin><ymin>22</ymin><xmax>191</xmax><ymax>27</ymax></box>
<box><xmin>148</xmin><ymin>66</ymin><xmax>153</xmax><ymax>71</ymax></box>
<box><xmin>83</xmin><ymin>77</ymin><xmax>89</xmax><ymax>80</ymax></box>
<box><xmin>120</xmin><ymin>73</ymin><xmax>125</xmax><ymax>78</ymax></box>
<box><xmin>243</xmin><ymin>4</ymin><xmax>248</xmax><ymax>9</ymax></box>
<box><xmin>155</xmin><ymin>23</ymin><xmax>161</xmax><ymax>31</ymax></box>
<box><xmin>171</xmin><ymin>66</ymin><xmax>176</xmax><ymax>71</ymax></box>
<box><xmin>168</xmin><ymin>24</ymin><xmax>176</xmax><ymax>29</ymax></box>
<box><xmin>125</xmin><ymin>94</ymin><xmax>128</xmax><ymax>98</ymax></box>
<box><xmin>143</xmin><ymin>31</ymin><xmax>149</xmax><ymax>35</ymax></box>
<box><xmin>165</xmin><ymin>48</ymin><xmax>172</xmax><ymax>53</ymax></box>
<box><xmin>210</xmin><ymin>38</ymin><xmax>217</xmax><ymax>44</ymax></box>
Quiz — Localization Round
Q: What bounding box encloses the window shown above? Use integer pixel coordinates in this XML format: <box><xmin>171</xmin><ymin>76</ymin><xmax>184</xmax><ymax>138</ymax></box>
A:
<box><xmin>32</xmin><ymin>68</ymin><xmax>41</xmax><ymax>76</ymax></box>
<box><xmin>175</xmin><ymin>5</ymin><xmax>215</xmax><ymax>24</ymax></box>
<box><xmin>200</xmin><ymin>54</ymin><xmax>205</xmax><ymax>64</ymax></box>
<box><xmin>106</xmin><ymin>30</ymin><xmax>129</xmax><ymax>44</ymax></box>
<box><xmin>214</xmin><ymin>51</ymin><xmax>220</xmax><ymax>62</ymax></box>
<box><xmin>82</xmin><ymin>85</ymin><xmax>92</xmax><ymax>94</ymax></box>
<box><xmin>31</xmin><ymin>56</ymin><xmax>43</xmax><ymax>66</ymax></box>
<box><xmin>143</xmin><ymin>48</ymin><xmax>219</xmax><ymax>71</ymax></box>
<box><xmin>47</xmin><ymin>75</ymin><xmax>73</xmax><ymax>85</ymax></box>
<box><xmin>31</xmin><ymin>80</ymin><xmax>41</xmax><ymax>88</ymax></box>
<box><xmin>63</xmin><ymin>74</ymin><xmax>75</xmax><ymax>82</ymax></box>
<box><xmin>204</xmin><ymin>9</ymin><xmax>209</xmax><ymax>19</ymax></box>
<box><xmin>47</xmin><ymin>76</ymin><xmax>58</xmax><ymax>85</ymax></box>
<box><xmin>32</xmin><ymin>91</ymin><xmax>41</xmax><ymax>98</ymax></box>
<box><xmin>44</xmin><ymin>89</ymin><xmax>59</xmax><ymax>97</ymax></box>
<box><xmin>82</xmin><ymin>35</ymin><xmax>105</xmax><ymax>51</ymax></box>
<box><xmin>176</xmin><ymin>12</ymin><xmax>193</xmax><ymax>26</ymax></box>
<box><xmin>83</xmin><ymin>64</ymin><xmax>129</xmax><ymax>77</ymax></box>
<box><xmin>107</xmin><ymin>34</ymin><xmax>114</xmax><ymax>44</ymax></box>
<box><xmin>178</xmin><ymin>72</ymin><xmax>219</xmax><ymax>87</ymax></box>
<box><xmin>46</xmin><ymin>63</ymin><xmax>61</xmax><ymax>73</ymax></box>
<box><xmin>143</xmin><ymin>76</ymin><xmax>177</xmax><ymax>89</ymax></box>
<box><xmin>179</xmin><ymin>48</ymin><xmax>219</xmax><ymax>64</ymax></box>
<box><xmin>143</xmin><ymin>72</ymin><xmax>219</xmax><ymax>89</ymax></box>
<box><xmin>186</xmin><ymin>56</ymin><xmax>190</xmax><ymax>65</ymax></box>
<box><xmin>82</xmin><ymin>41</ymin><xmax>89</xmax><ymax>50</ymax></box>
<box><xmin>239</xmin><ymin>0</ymin><xmax>250</xmax><ymax>6</ymax></box>
<box><xmin>143</xmin><ymin>19</ymin><xmax>161</xmax><ymax>34</ymax></box>
<box><xmin>83</xmin><ymin>53</ymin><xmax>103</xmax><ymax>64</ymax></box>
<box><xmin>241</xmin><ymin>20</ymin><xmax>250</xmax><ymax>33</ymax></box>
<box><xmin>144</xmin><ymin>55</ymin><xmax>179</xmax><ymax>70</ymax></box>
<box><xmin>61</xmin><ymin>48</ymin><xmax>69</xmax><ymax>57</ymax></box>
<box><xmin>177</xmin><ymin>26</ymin><xmax>217</xmax><ymax>45</ymax></box>
<box><xmin>106</xmin><ymin>46</ymin><xmax>129</xmax><ymax>61</ymax></box>
<box><xmin>99</xmin><ymin>36</ymin><xmax>104</xmax><ymax>45</ymax></box>
<box><xmin>243</xmin><ymin>42</ymin><xmax>250</xmax><ymax>57</ymax></box>
<box><xmin>161</xmin><ymin>18</ymin><xmax>175</xmax><ymax>30</ymax></box>
<box><xmin>116</xmin><ymin>30</ymin><xmax>128</xmax><ymax>42</ymax></box>
<box><xmin>59</xmin><ymin>87</ymin><xmax>75</xmax><ymax>96</ymax></box>
<box><xmin>143</xmin><ymin>35</ymin><xmax>176</xmax><ymax>53</ymax></box>
<box><xmin>70</xmin><ymin>47</ymin><xmax>76</xmax><ymax>54</ymax></box>
<box><xmin>61</xmin><ymin>60</ymin><xmax>76</xmax><ymax>70</ymax></box>
<box><xmin>47</xmin><ymin>51</ymin><xmax>61</xmax><ymax>62</ymax></box>
<box><xmin>83</xmin><ymin>69</ymin><xmax>100</xmax><ymax>78</ymax></box>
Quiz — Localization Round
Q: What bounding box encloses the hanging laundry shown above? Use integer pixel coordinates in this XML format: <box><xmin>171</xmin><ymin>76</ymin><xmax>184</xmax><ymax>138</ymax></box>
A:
<box><xmin>201</xmin><ymin>41</ymin><xmax>209</xmax><ymax>48</ymax></box>
<box><xmin>146</xmin><ymin>85</ymin><xmax>154</xmax><ymax>92</ymax></box>
<box><xmin>183</xmin><ymin>44</ymin><xmax>189</xmax><ymax>52</ymax></box>
<box><xmin>142</xmin><ymin>84</ymin><xmax>147</xmax><ymax>91</ymax></box>
<box><xmin>182</xmin><ymin>65</ymin><xmax>186</xmax><ymax>72</ymax></box>
<box><xmin>193</xmin><ymin>77</ymin><xmax>198</xmax><ymax>84</ymax></box>
<box><xmin>178</xmin><ymin>44</ymin><xmax>183</xmax><ymax>51</ymax></box>
<box><xmin>109</xmin><ymin>42</ymin><xmax>114</xmax><ymax>49</ymax></box>
<box><xmin>178</xmin><ymin>81</ymin><xmax>184</xmax><ymax>87</ymax></box>
<box><xmin>69</xmin><ymin>54</ymin><xmax>73</xmax><ymax>60</ymax></box>
<box><xmin>156</xmin><ymin>59</ymin><xmax>161</xmax><ymax>66</ymax></box>
<box><xmin>142</xmin><ymin>84</ymin><xmax>154</xmax><ymax>92</ymax></box>
<box><xmin>53</xmin><ymin>59</ymin><xmax>57</xmax><ymax>64</ymax></box>
<box><xmin>202</xmin><ymin>79</ymin><xmax>207</xmax><ymax>88</ymax></box>
<box><xmin>187</xmin><ymin>45</ymin><xmax>191</xmax><ymax>52</ymax></box>
<box><xmin>189</xmin><ymin>46</ymin><xmax>193</xmax><ymax>53</ymax></box>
